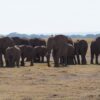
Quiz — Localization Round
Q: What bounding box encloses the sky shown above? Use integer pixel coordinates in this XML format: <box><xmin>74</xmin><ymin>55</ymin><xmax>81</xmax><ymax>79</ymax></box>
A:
<box><xmin>0</xmin><ymin>0</ymin><xmax>100</xmax><ymax>35</ymax></box>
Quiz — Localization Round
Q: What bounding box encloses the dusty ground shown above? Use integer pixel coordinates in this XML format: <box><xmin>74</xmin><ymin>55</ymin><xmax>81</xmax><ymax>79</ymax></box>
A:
<box><xmin>0</xmin><ymin>63</ymin><xmax>100</xmax><ymax>100</ymax></box>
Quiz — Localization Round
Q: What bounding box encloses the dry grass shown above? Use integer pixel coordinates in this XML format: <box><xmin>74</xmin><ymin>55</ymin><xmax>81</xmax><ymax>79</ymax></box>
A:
<box><xmin>0</xmin><ymin>38</ymin><xmax>100</xmax><ymax>100</ymax></box>
<box><xmin>0</xmin><ymin>64</ymin><xmax>100</xmax><ymax>100</ymax></box>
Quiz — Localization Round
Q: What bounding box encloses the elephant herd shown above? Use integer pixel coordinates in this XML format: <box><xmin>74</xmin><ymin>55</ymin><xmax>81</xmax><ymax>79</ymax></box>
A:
<box><xmin>0</xmin><ymin>37</ymin><xmax>46</xmax><ymax>67</ymax></box>
<box><xmin>0</xmin><ymin>35</ymin><xmax>99</xmax><ymax>67</ymax></box>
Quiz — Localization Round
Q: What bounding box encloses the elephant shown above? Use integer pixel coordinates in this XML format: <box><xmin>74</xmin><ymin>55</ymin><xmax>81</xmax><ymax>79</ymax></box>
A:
<box><xmin>59</xmin><ymin>43</ymin><xmax>76</xmax><ymax>66</ymax></box>
<box><xmin>0</xmin><ymin>37</ymin><xmax>15</xmax><ymax>67</ymax></box>
<box><xmin>46</xmin><ymin>35</ymin><xmax>75</xmax><ymax>67</ymax></box>
<box><xmin>33</xmin><ymin>46</ymin><xmax>47</xmax><ymax>63</ymax></box>
<box><xmin>5</xmin><ymin>46</ymin><xmax>21</xmax><ymax>67</ymax></box>
<box><xmin>12</xmin><ymin>37</ymin><xmax>30</xmax><ymax>45</ymax></box>
<box><xmin>74</xmin><ymin>40</ymin><xmax>88</xmax><ymax>64</ymax></box>
<box><xmin>90</xmin><ymin>37</ymin><xmax>100</xmax><ymax>64</ymax></box>
<box><xmin>19</xmin><ymin>45</ymin><xmax>34</xmax><ymax>66</ymax></box>
<box><xmin>29</xmin><ymin>38</ymin><xmax>46</xmax><ymax>47</ymax></box>
<box><xmin>59</xmin><ymin>37</ymin><xmax>75</xmax><ymax>65</ymax></box>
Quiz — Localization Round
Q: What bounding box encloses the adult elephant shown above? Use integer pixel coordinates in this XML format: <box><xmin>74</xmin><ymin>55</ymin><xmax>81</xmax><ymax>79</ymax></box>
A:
<box><xmin>0</xmin><ymin>37</ymin><xmax>15</xmax><ymax>67</ymax></box>
<box><xmin>5</xmin><ymin>46</ymin><xmax>21</xmax><ymax>67</ymax></box>
<box><xmin>12</xmin><ymin>37</ymin><xmax>30</xmax><ymax>45</ymax></box>
<box><xmin>90</xmin><ymin>37</ymin><xmax>100</xmax><ymax>64</ymax></box>
<box><xmin>29</xmin><ymin>38</ymin><xmax>46</xmax><ymax>47</ymax></box>
<box><xmin>74</xmin><ymin>40</ymin><xmax>88</xmax><ymax>64</ymax></box>
<box><xmin>34</xmin><ymin>46</ymin><xmax>47</xmax><ymax>63</ymax></box>
<box><xmin>46</xmin><ymin>35</ymin><xmax>74</xmax><ymax>67</ymax></box>
<box><xmin>19</xmin><ymin>45</ymin><xmax>34</xmax><ymax>66</ymax></box>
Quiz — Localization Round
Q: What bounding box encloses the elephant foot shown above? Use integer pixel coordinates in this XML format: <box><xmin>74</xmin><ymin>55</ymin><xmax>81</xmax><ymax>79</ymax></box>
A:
<box><xmin>21</xmin><ymin>61</ymin><xmax>25</xmax><ymax>66</ymax></box>
<box><xmin>0</xmin><ymin>64</ymin><xmax>3</xmax><ymax>67</ymax></box>
<box><xmin>78</xmin><ymin>63</ymin><xmax>80</xmax><ymax>65</ymax></box>
<box><xmin>82</xmin><ymin>61</ymin><xmax>87</xmax><ymax>65</ymax></box>
<box><xmin>21</xmin><ymin>63</ymin><xmax>25</xmax><ymax>66</ymax></box>
<box><xmin>47</xmin><ymin>63</ymin><xmax>51</xmax><ymax>67</ymax></box>
<box><xmin>91</xmin><ymin>61</ymin><xmax>93</xmax><ymax>64</ymax></box>
<box><xmin>91</xmin><ymin>62</ymin><xmax>93</xmax><ymax>64</ymax></box>
<box><xmin>63</xmin><ymin>64</ymin><xmax>68</xmax><ymax>67</ymax></box>
<box><xmin>17</xmin><ymin>65</ymin><xmax>20</xmax><ymax>68</ymax></box>
<box><xmin>82</xmin><ymin>62</ymin><xmax>86</xmax><ymax>65</ymax></box>
<box><xmin>54</xmin><ymin>64</ymin><xmax>59</xmax><ymax>67</ymax></box>
<box><xmin>96</xmin><ymin>62</ymin><xmax>99</xmax><ymax>65</ymax></box>
<box><xmin>30</xmin><ymin>64</ymin><xmax>34</xmax><ymax>66</ymax></box>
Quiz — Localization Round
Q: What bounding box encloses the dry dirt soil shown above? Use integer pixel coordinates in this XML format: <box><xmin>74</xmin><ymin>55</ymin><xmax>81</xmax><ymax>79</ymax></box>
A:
<box><xmin>0</xmin><ymin>64</ymin><xmax>100</xmax><ymax>100</ymax></box>
<box><xmin>0</xmin><ymin>38</ymin><xmax>100</xmax><ymax>100</ymax></box>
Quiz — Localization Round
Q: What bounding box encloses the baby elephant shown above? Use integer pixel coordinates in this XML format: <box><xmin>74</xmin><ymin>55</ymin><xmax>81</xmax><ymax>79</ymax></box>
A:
<box><xmin>5</xmin><ymin>46</ymin><xmax>21</xmax><ymax>67</ymax></box>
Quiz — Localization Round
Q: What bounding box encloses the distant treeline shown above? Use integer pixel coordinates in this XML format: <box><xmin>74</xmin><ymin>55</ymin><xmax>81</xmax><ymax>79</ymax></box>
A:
<box><xmin>2</xmin><ymin>32</ymin><xmax>100</xmax><ymax>38</ymax></box>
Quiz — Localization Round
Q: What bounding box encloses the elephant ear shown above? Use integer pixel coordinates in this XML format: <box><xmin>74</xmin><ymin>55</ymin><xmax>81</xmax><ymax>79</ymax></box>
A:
<box><xmin>47</xmin><ymin>37</ymin><xmax>54</xmax><ymax>49</ymax></box>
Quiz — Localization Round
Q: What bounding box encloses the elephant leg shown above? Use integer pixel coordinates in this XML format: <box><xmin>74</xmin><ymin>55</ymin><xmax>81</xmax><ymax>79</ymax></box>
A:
<box><xmin>0</xmin><ymin>54</ymin><xmax>3</xmax><ymax>67</ymax></box>
<box><xmin>91</xmin><ymin>53</ymin><xmax>94</xmax><ymax>64</ymax></box>
<box><xmin>52</xmin><ymin>50</ymin><xmax>59</xmax><ymax>67</ymax></box>
<box><xmin>54</xmin><ymin>56</ymin><xmax>59</xmax><ymax>67</ymax></box>
<box><xmin>47</xmin><ymin>54</ymin><xmax>50</xmax><ymax>67</ymax></box>
<box><xmin>12</xmin><ymin>61</ymin><xmax>15</xmax><ymax>67</ymax></box>
<box><xmin>4</xmin><ymin>54</ymin><xmax>9</xmax><ymax>67</ymax></box>
<box><xmin>67</xmin><ymin>56</ymin><xmax>69</xmax><ymax>65</ymax></box>
<box><xmin>30</xmin><ymin>59</ymin><xmax>33</xmax><ymax>66</ymax></box>
<box><xmin>81</xmin><ymin>55</ymin><xmax>87</xmax><ymax>65</ymax></box>
<box><xmin>64</xmin><ymin>56</ymin><xmax>67</xmax><ymax>66</ymax></box>
<box><xmin>54</xmin><ymin>52</ymin><xmax>60</xmax><ymax>67</ymax></box>
<box><xmin>37</xmin><ymin>55</ymin><xmax>40</xmax><ymax>62</ymax></box>
<box><xmin>60</xmin><ymin>56</ymin><xmax>64</xmax><ymax>65</ymax></box>
<box><xmin>76</xmin><ymin>54</ymin><xmax>80</xmax><ymax>64</ymax></box>
<box><xmin>70</xmin><ymin>56</ymin><xmax>74</xmax><ymax>65</ymax></box>
<box><xmin>21</xmin><ymin>57</ymin><xmax>25</xmax><ymax>66</ymax></box>
<box><xmin>84</xmin><ymin>56</ymin><xmax>87</xmax><ymax>64</ymax></box>
<box><xmin>16</xmin><ymin>60</ymin><xmax>20</xmax><ymax>67</ymax></box>
<box><xmin>81</xmin><ymin>55</ymin><xmax>83</xmax><ymax>64</ymax></box>
<box><xmin>41</xmin><ymin>56</ymin><xmax>44</xmax><ymax>63</ymax></box>
<box><xmin>73</xmin><ymin>55</ymin><xmax>77</xmax><ymax>64</ymax></box>
<box><xmin>95</xmin><ymin>54</ymin><xmax>99</xmax><ymax>64</ymax></box>
<box><xmin>10</xmin><ymin>58</ymin><xmax>14</xmax><ymax>67</ymax></box>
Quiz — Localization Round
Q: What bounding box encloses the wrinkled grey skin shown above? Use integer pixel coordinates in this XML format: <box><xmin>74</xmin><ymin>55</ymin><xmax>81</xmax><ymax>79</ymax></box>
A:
<box><xmin>12</xmin><ymin>37</ymin><xmax>30</xmax><ymax>45</ymax></box>
<box><xmin>74</xmin><ymin>40</ymin><xmax>88</xmax><ymax>65</ymax></box>
<box><xmin>46</xmin><ymin>35</ymin><xmax>75</xmax><ymax>67</ymax></box>
<box><xmin>90</xmin><ymin>37</ymin><xmax>100</xmax><ymax>64</ymax></box>
<box><xmin>0</xmin><ymin>37</ymin><xmax>15</xmax><ymax>67</ymax></box>
<box><xmin>33</xmin><ymin>46</ymin><xmax>47</xmax><ymax>63</ymax></box>
<box><xmin>19</xmin><ymin>45</ymin><xmax>34</xmax><ymax>66</ymax></box>
<box><xmin>29</xmin><ymin>38</ymin><xmax>46</xmax><ymax>47</ymax></box>
<box><xmin>60</xmin><ymin>44</ymin><xmax>76</xmax><ymax>65</ymax></box>
<box><xmin>5</xmin><ymin>46</ymin><xmax>21</xmax><ymax>67</ymax></box>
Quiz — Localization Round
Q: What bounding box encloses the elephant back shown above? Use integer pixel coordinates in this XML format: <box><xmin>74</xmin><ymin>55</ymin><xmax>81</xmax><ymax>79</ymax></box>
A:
<box><xmin>19</xmin><ymin>45</ymin><xmax>34</xmax><ymax>58</ymax></box>
<box><xmin>74</xmin><ymin>40</ymin><xmax>88</xmax><ymax>55</ymax></box>
<box><xmin>54</xmin><ymin>35</ymin><xmax>70</xmax><ymax>44</ymax></box>
<box><xmin>95</xmin><ymin>37</ymin><xmax>100</xmax><ymax>46</ymax></box>
<box><xmin>12</xmin><ymin>37</ymin><xmax>30</xmax><ymax>45</ymax></box>
<box><xmin>93</xmin><ymin>37</ymin><xmax>100</xmax><ymax>51</ymax></box>
<box><xmin>29</xmin><ymin>38</ymin><xmax>46</xmax><ymax>47</ymax></box>
<box><xmin>6</xmin><ymin>46</ymin><xmax>21</xmax><ymax>59</ymax></box>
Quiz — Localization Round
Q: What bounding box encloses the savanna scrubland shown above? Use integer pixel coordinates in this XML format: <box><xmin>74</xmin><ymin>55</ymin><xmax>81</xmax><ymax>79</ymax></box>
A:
<box><xmin>0</xmin><ymin>38</ymin><xmax>100</xmax><ymax>100</ymax></box>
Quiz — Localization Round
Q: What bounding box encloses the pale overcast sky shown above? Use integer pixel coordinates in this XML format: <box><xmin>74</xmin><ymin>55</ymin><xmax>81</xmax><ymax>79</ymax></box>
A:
<box><xmin>0</xmin><ymin>0</ymin><xmax>100</xmax><ymax>35</ymax></box>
